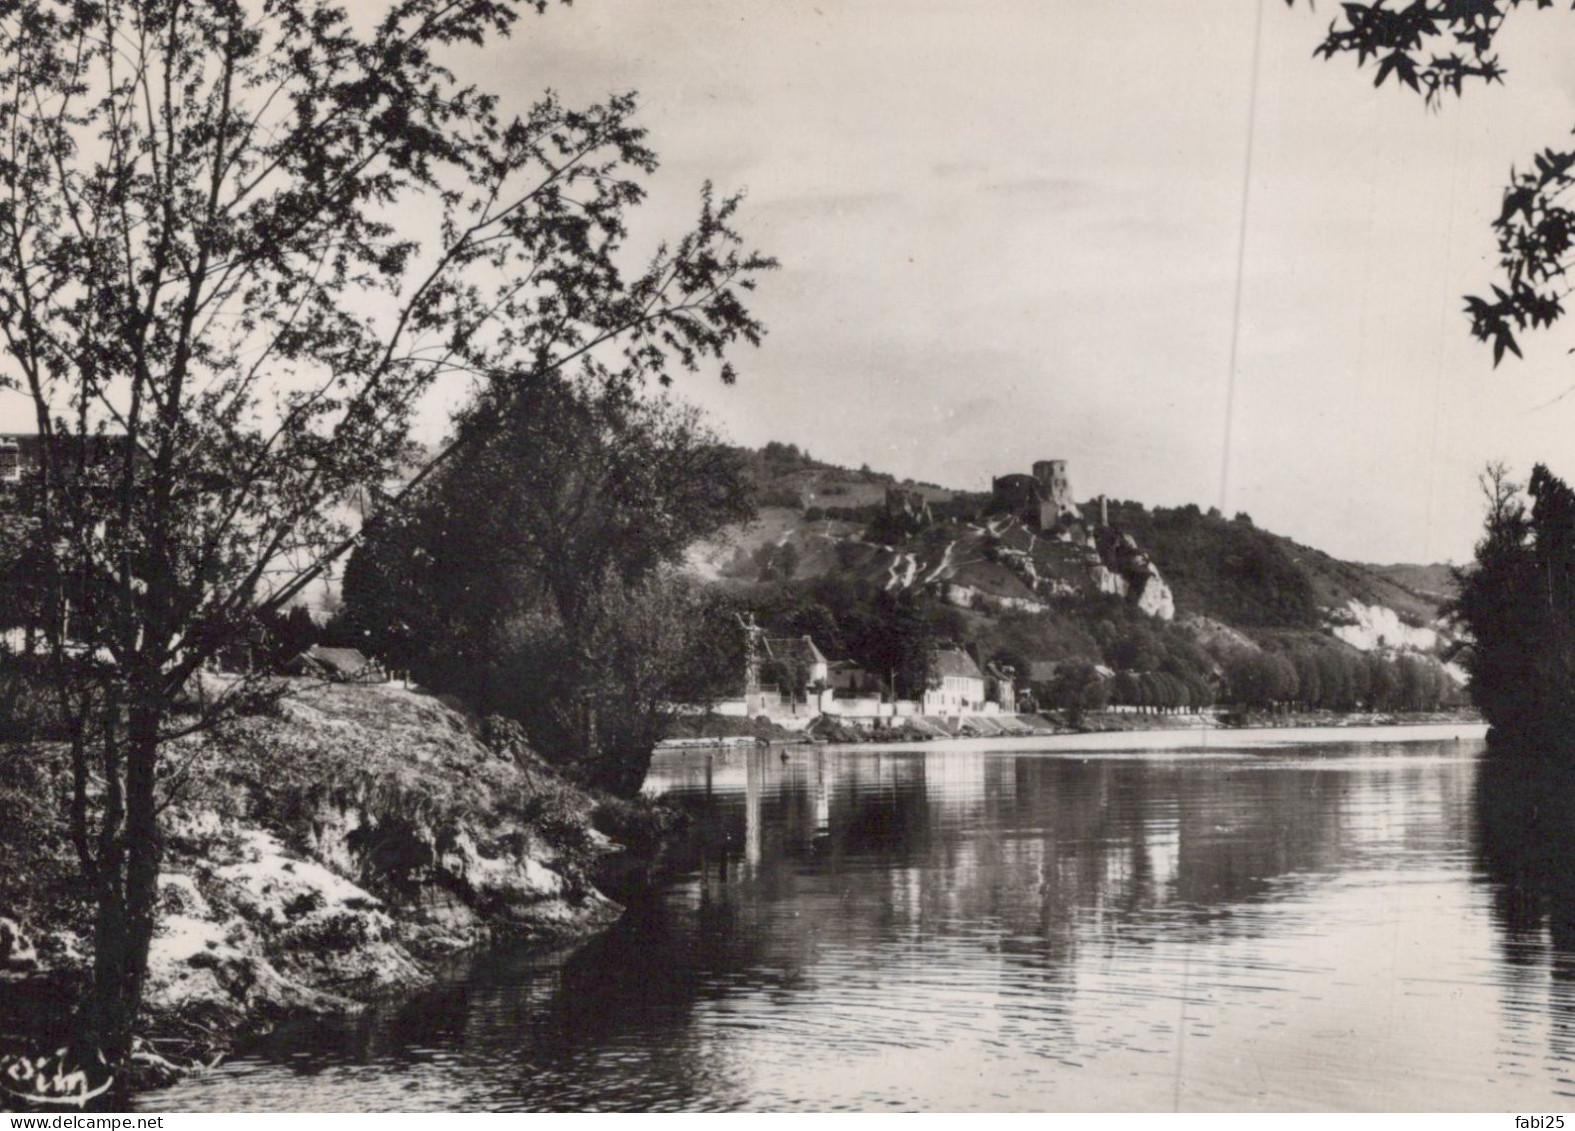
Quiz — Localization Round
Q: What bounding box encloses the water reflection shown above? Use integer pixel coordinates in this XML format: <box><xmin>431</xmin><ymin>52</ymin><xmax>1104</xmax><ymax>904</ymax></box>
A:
<box><xmin>1474</xmin><ymin>749</ymin><xmax>1575</xmax><ymax>1093</ymax></box>
<box><xmin>143</xmin><ymin>737</ymin><xmax>1575</xmax><ymax>1112</ymax></box>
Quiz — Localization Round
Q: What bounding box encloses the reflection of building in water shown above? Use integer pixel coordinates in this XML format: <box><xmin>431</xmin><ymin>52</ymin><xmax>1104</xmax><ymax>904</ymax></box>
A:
<box><xmin>814</xmin><ymin>751</ymin><xmax>832</xmax><ymax>836</ymax></box>
<box><xmin>1145</xmin><ymin>826</ymin><xmax>1179</xmax><ymax>894</ymax></box>
<box><xmin>921</xmin><ymin>749</ymin><xmax>990</xmax><ymax>802</ymax></box>
<box><xmin>745</xmin><ymin>748</ymin><xmax>762</xmax><ymax>873</ymax></box>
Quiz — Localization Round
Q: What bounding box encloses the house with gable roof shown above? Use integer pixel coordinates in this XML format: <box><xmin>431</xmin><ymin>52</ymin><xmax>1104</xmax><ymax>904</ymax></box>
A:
<box><xmin>283</xmin><ymin>644</ymin><xmax>385</xmax><ymax>684</ymax></box>
<box><xmin>922</xmin><ymin>647</ymin><xmax>987</xmax><ymax>715</ymax></box>
<box><xmin>761</xmin><ymin>634</ymin><xmax>830</xmax><ymax>693</ymax></box>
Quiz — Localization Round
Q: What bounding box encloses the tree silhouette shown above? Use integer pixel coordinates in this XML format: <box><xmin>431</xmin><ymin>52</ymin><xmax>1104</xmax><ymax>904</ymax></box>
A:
<box><xmin>1452</xmin><ymin>462</ymin><xmax>1575</xmax><ymax>745</ymax></box>
<box><xmin>0</xmin><ymin>0</ymin><xmax>771</xmax><ymax>1089</ymax></box>
<box><xmin>341</xmin><ymin>373</ymin><xmax>753</xmax><ymax>793</ymax></box>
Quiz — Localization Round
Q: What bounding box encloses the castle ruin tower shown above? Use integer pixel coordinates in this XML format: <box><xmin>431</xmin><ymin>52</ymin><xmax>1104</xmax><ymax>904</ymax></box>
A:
<box><xmin>1032</xmin><ymin>459</ymin><xmax>1075</xmax><ymax>526</ymax></box>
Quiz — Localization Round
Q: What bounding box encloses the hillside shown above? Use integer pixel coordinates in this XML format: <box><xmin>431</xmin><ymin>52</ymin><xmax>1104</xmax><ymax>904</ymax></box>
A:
<box><xmin>690</xmin><ymin>446</ymin><xmax>1462</xmax><ymax>669</ymax></box>
<box><xmin>736</xmin><ymin>441</ymin><xmax>957</xmax><ymax>510</ymax></box>
<box><xmin>1359</xmin><ymin>562</ymin><xmax>1459</xmax><ymax>606</ymax></box>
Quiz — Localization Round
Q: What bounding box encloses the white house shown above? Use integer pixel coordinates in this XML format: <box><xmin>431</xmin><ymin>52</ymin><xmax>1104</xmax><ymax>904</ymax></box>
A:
<box><xmin>762</xmin><ymin>634</ymin><xmax>830</xmax><ymax>689</ymax></box>
<box><xmin>922</xmin><ymin>648</ymin><xmax>987</xmax><ymax>715</ymax></box>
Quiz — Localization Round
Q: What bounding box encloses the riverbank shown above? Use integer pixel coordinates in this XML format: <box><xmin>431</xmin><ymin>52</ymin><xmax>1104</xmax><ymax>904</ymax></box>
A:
<box><xmin>823</xmin><ymin>719</ymin><xmax>1488</xmax><ymax>756</ymax></box>
<box><xmin>657</xmin><ymin>707</ymin><xmax>1483</xmax><ymax>749</ymax></box>
<box><xmin>0</xmin><ymin>682</ymin><xmax>627</xmax><ymax>1106</ymax></box>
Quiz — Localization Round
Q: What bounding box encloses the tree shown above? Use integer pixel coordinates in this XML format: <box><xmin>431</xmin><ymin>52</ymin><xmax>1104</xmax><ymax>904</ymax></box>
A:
<box><xmin>842</xmin><ymin>589</ymin><xmax>944</xmax><ymax>699</ymax></box>
<box><xmin>1367</xmin><ymin>652</ymin><xmax>1402</xmax><ymax>711</ymax></box>
<box><xmin>1450</xmin><ymin>462</ymin><xmax>1575</xmax><ymax>743</ymax></box>
<box><xmin>1045</xmin><ymin>660</ymin><xmax>1105</xmax><ymax>724</ymax></box>
<box><xmin>0</xmin><ymin>0</ymin><xmax>771</xmax><ymax>1088</ymax></box>
<box><xmin>341</xmin><ymin>371</ymin><xmax>754</xmax><ymax>788</ymax></box>
<box><xmin>509</xmin><ymin>570</ymin><xmax>734</xmax><ymax>796</ymax></box>
<box><xmin>1293</xmin><ymin>0</ymin><xmax>1575</xmax><ymax>364</ymax></box>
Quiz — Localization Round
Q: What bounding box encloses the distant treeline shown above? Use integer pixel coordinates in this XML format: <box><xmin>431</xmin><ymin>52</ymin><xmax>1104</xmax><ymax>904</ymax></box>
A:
<box><xmin>735</xmin><ymin>578</ymin><xmax>1461</xmax><ymax>716</ymax></box>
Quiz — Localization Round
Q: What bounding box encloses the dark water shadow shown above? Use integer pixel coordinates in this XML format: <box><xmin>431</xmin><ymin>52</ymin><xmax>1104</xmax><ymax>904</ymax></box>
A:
<box><xmin>1474</xmin><ymin>741</ymin><xmax>1575</xmax><ymax>1080</ymax></box>
<box><xmin>1474</xmin><ymin>743</ymin><xmax>1575</xmax><ymax>962</ymax></box>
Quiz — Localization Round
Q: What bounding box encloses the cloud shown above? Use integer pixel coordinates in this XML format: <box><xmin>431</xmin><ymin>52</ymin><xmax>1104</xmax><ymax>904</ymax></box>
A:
<box><xmin>750</xmin><ymin>188</ymin><xmax>907</xmax><ymax>222</ymax></box>
<box><xmin>979</xmin><ymin>174</ymin><xmax>1098</xmax><ymax>207</ymax></box>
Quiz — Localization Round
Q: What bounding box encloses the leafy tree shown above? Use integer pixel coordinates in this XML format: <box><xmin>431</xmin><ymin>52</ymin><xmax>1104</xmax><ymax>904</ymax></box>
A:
<box><xmin>848</xmin><ymin>589</ymin><xmax>946</xmax><ymax>698</ymax></box>
<box><xmin>746</xmin><ymin>588</ymin><xmax>847</xmax><ymax>659</ymax></box>
<box><xmin>341</xmin><ymin>372</ymin><xmax>754</xmax><ymax>786</ymax></box>
<box><xmin>506</xmin><ymin>571</ymin><xmax>732</xmax><ymax>796</ymax></box>
<box><xmin>1367</xmin><ymin>652</ymin><xmax>1402</xmax><ymax>711</ymax></box>
<box><xmin>1078</xmin><ymin>673</ymin><xmax>1112</xmax><ymax>715</ymax></box>
<box><xmin>1291</xmin><ymin>649</ymin><xmax>1320</xmax><ymax>709</ymax></box>
<box><xmin>1222</xmin><ymin>648</ymin><xmax>1302</xmax><ymax>710</ymax></box>
<box><xmin>1451</xmin><ymin>462</ymin><xmax>1575</xmax><ymax>742</ymax></box>
<box><xmin>0</xmin><ymin>0</ymin><xmax>770</xmax><ymax>1088</ymax></box>
<box><xmin>258</xmin><ymin>605</ymin><xmax>321</xmax><ymax>669</ymax></box>
<box><xmin>1045</xmin><ymin>661</ymin><xmax>1106</xmax><ymax>724</ymax></box>
<box><xmin>1264</xmin><ymin>653</ymin><xmax>1300</xmax><ymax>708</ymax></box>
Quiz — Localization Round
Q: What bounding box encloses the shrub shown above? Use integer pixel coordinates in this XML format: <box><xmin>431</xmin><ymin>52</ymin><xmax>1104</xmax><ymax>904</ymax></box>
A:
<box><xmin>591</xmin><ymin>796</ymin><xmax>686</xmax><ymax>854</ymax></box>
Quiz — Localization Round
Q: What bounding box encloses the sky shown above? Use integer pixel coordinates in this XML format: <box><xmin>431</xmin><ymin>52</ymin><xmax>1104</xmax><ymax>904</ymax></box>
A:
<box><xmin>8</xmin><ymin>1</ymin><xmax>1574</xmax><ymax>566</ymax></box>
<box><xmin>452</xmin><ymin>0</ymin><xmax>1575</xmax><ymax>566</ymax></box>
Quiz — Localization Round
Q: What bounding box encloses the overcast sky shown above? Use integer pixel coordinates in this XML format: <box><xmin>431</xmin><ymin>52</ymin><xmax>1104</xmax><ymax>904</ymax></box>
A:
<box><xmin>10</xmin><ymin>1</ymin><xmax>1572</xmax><ymax>566</ymax></box>
<box><xmin>453</xmin><ymin>0</ymin><xmax>1575</xmax><ymax>566</ymax></box>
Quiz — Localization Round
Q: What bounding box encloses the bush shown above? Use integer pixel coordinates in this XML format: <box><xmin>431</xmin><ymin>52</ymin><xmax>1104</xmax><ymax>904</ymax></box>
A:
<box><xmin>591</xmin><ymin>795</ymin><xmax>686</xmax><ymax>854</ymax></box>
<box><xmin>754</xmin><ymin>484</ymin><xmax>803</xmax><ymax>508</ymax></box>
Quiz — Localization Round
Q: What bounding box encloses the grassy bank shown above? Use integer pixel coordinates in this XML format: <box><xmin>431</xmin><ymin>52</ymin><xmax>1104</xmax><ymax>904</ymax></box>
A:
<box><xmin>0</xmin><ymin>681</ymin><xmax>631</xmax><ymax>1102</ymax></box>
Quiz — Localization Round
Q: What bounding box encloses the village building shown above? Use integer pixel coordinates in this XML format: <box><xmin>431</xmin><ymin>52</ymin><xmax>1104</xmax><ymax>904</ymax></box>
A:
<box><xmin>284</xmin><ymin>645</ymin><xmax>385</xmax><ymax>684</ymax></box>
<box><xmin>922</xmin><ymin>648</ymin><xmax>987</xmax><ymax>715</ymax></box>
<box><xmin>761</xmin><ymin>634</ymin><xmax>830</xmax><ymax>691</ymax></box>
<box><xmin>707</xmin><ymin>621</ymin><xmax>1037</xmax><ymax>731</ymax></box>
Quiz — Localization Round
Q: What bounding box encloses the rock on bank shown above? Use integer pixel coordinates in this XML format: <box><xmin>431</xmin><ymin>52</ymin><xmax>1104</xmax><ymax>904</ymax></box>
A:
<box><xmin>2</xmin><ymin>681</ymin><xmax>622</xmax><ymax>1080</ymax></box>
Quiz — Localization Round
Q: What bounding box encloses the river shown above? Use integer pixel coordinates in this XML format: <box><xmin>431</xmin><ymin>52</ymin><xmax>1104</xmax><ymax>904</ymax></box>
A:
<box><xmin>142</xmin><ymin>725</ymin><xmax>1575</xmax><ymax>1112</ymax></box>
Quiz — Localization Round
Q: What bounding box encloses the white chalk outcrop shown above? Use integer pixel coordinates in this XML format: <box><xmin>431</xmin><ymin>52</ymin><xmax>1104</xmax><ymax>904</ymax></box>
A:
<box><xmin>1136</xmin><ymin>568</ymin><xmax>1176</xmax><ymax>621</ymax></box>
<box><xmin>1328</xmin><ymin>599</ymin><xmax>1439</xmax><ymax>653</ymax></box>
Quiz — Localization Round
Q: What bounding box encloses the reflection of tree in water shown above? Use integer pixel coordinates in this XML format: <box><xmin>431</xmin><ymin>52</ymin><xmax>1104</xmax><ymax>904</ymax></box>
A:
<box><xmin>233</xmin><ymin>746</ymin><xmax>1477</xmax><ymax>1108</ymax></box>
<box><xmin>264</xmin><ymin>905</ymin><xmax>765</xmax><ymax>1109</ymax></box>
<box><xmin>661</xmin><ymin>751</ymin><xmax>1366</xmax><ymax>990</ymax></box>
<box><xmin>1474</xmin><ymin>748</ymin><xmax>1575</xmax><ymax>1072</ymax></box>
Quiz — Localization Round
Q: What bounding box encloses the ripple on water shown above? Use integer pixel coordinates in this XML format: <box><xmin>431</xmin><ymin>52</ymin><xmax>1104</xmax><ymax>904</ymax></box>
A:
<box><xmin>138</xmin><ymin>736</ymin><xmax>1575</xmax><ymax>1112</ymax></box>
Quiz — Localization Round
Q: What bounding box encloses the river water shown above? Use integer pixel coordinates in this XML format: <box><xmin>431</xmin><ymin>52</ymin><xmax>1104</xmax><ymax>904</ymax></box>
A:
<box><xmin>143</xmin><ymin>726</ymin><xmax>1575</xmax><ymax>1112</ymax></box>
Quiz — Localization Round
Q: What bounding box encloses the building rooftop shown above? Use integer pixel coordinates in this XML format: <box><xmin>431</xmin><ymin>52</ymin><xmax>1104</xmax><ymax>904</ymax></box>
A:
<box><xmin>933</xmin><ymin>648</ymin><xmax>984</xmax><ymax>682</ymax></box>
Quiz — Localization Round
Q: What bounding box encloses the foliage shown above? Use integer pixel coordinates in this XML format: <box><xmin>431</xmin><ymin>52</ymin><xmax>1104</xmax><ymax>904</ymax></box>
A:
<box><xmin>1212</xmin><ymin>637</ymin><xmax>1455</xmax><ymax>713</ymax></box>
<box><xmin>0</xmin><ymin>0</ymin><xmax>770</xmax><ymax>1084</ymax></box>
<box><xmin>1092</xmin><ymin>500</ymin><xmax>1320</xmax><ymax>627</ymax></box>
<box><xmin>254</xmin><ymin>607</ymin><xmax>322</xmax><ymax>670</ymax></box>
<box><xmin>1450</xmin><ymin>462</ymin><xmax>1575</xmax><ymax>745</ymax></box>
<box><xmin>591</xmin><ymin>794</ymin><xmax>685</xmax><ymax>856</ymax></box>
<box><xmin>795</xmin><ymin>578</ymin><xmax>963</xmax><ymax>697</ymax></box>
<box><xmin>340</xmin><ymin>374</ymin><xmax>753</xmax><ymax>795</ymax></box>
<box><xmin>1291</xmin><ymin>0</ymin><xmax>1575</xmax><ymax>364</ymax></box>
<box><xmin>0</xmin><ymin>741</ymin><xmax>88</xmax><ymax>939</ymax></box>
<box><xmin>1039</xmin><ymin>661</ymin><xmax>1110</xmax><ymax>724</ymax></box>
